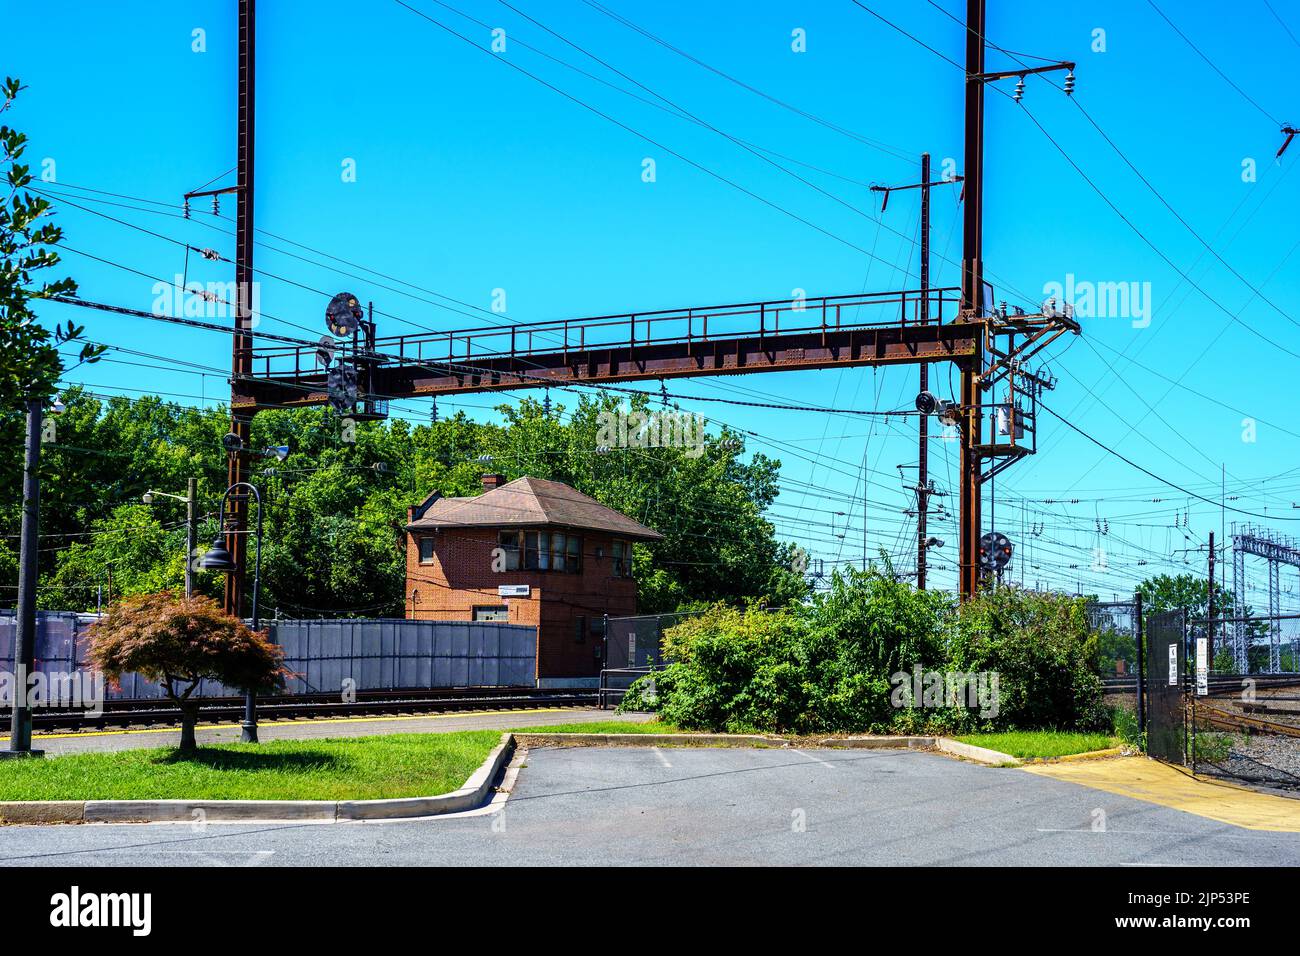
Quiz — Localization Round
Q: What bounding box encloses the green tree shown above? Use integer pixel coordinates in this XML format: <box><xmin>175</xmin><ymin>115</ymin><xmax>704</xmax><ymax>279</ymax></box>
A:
<box><xmin>88</xmin><ymin>592</ymin><xmax>284</xmax><ymax>752</ymax></box>
<box><xmin>1137</xmin><ymin>573</ymin><xmax>1233</xmax><ymax>623</ymax></box>
<box><xmin>6</xmin><ymin>390</ymin><xmax>808</xmax><ymax>618</ymax></box>
<box><xmin>0</xmin><ymin>78</ymin><xmax>101</xmax><ymax>418</ymax></box>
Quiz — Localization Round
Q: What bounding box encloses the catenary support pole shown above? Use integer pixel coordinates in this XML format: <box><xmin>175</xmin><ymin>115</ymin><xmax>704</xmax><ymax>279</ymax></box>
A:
<box><xmin>959</xmin><ymin>0</ymin><xmax>986</xmax><ymax>599</ymax></box>
<box><xmin>224</xmin><ymin>0</ymin><xmax>256</xmax><ymax>620</ymax></box>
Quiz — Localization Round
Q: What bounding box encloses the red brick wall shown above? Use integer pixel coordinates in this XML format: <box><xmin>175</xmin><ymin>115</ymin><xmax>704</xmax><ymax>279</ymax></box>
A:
<box><xmin>404</xmin><ymin>526</ymin><xmax>638</xmax><ymax>679</ymax></box>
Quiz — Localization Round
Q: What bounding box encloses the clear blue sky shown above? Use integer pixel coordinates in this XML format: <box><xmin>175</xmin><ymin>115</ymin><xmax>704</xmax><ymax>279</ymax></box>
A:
<box><xmin>8</xmin><ymin>0</ymin><xmax>1300</xmax><ymax>619</ymax></box>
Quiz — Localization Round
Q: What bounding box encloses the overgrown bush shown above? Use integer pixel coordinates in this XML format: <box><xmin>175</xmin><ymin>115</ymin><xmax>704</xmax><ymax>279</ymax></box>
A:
<box><xmin>947</xmin><ymin>588</ymin><xmax>1109</xmax><ymax>732</ymax></box>
<box><xmin>620</xmin><ymin>574</ymin><xmax>1110</xmax><ymax>737</ymax></box>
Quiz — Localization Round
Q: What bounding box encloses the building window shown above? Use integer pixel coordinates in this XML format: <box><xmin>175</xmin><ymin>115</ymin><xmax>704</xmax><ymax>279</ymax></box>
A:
<box><xmin>419</xmin><ymin>537</ymin><xmax>435</xmax><ymax>564</ymax></box>
<box><xmin>611</xmin><ymin>539</ymin><xmax>633</xmax><ymax>578</ymax></box>
<box><xmin>508</xmin><ymin>530</ymin><xmax>582</xmax><ymax>573</ymax></box>
<box><xmin>473</xmin><ymin>605</ymin><xmax>509</xmax><ymax>622</ymax></box>
<box><xmin>496</xmin><ymin>531</ymin><xmax>522</xmax><ymax>571</ymax></box>
<box><xmin>574</xmin><ymin>615</ymin><xmax>586</xmax><ymax>643</ymax></box>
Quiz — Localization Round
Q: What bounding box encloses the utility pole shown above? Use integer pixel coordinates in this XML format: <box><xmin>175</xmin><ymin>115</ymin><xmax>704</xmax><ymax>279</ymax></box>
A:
<box><xmin>4</xmin><ymin>399</ymin><xmax>45</xmax><ymax>758</ymax></box>
<box><xmin>870</xmin><ymin>154</ymin><xmax>962</xmax><ymax>589</ymax></box>
<box><xmin>224</xmin><ymin>0</ymin><xmax>256</xmax><ymax>621</ymax></box>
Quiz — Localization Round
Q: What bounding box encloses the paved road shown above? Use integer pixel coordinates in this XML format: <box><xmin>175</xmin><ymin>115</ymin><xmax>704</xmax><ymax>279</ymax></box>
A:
<box><xmin>18</xmin><ymin>708</ymin><xmax>645</xmax><ymax>755</ymax></box>
<box><xmin>3</xmin><ymin>746</ymin><xmax>1298</xmax><ymax>866</ymax></box>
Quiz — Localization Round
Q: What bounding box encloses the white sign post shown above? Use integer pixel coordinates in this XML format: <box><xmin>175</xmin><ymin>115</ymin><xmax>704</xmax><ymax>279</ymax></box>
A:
<box><xmin>1196</xmin><ymin>636</ymin><xmax>1208</xmax><ymax>696</ymax></box>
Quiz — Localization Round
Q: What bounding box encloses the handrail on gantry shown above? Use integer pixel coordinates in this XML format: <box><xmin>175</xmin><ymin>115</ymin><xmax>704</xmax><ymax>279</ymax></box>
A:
<box><xmin>248</xmin><ymin>287</ymin><xmax>962</xmax><ymax>378</ymax></box>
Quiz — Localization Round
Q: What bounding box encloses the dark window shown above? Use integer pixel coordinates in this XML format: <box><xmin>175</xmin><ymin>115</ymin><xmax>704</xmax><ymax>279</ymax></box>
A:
<box><xmin>508</xmin><ymin>530</ymin><xmax>583</xmax><ymax>573</ymax></box>
<box><xmin>473</xmin><ymin>605</ymin><xmax>509</xmax><ymax>622</ymax></box>
<box><xmin>574</xmin><ymin>615</ymin><xmax>586</xmax><ymax>643</ymax></box>
<box><xmin>496</xmin><ymin>530</ymin><xmax>521</xmax><ymax>571</ymax></box>
<box><xmin>419</xmin><ymin>537</ymin><xmax>435</xmax><ymax>564</ymax></box>
<box><xmin>611</xmin><ymin>539</ymin><xmax>634</xmax><ymax>578</ymax></box>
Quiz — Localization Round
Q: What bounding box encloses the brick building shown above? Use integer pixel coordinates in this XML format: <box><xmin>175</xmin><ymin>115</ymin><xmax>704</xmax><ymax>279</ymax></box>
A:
<box><xmin>404</xmin><ymin>475</ymin><xmax>663</xmax><ymax>684</ymax></box>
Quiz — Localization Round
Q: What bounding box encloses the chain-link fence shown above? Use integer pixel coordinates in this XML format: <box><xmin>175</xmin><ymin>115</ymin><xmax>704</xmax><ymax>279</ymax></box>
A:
<box><xmin>1186</xmin><ymin>615</ymin><xmax>1300</xmax><ymax>789</ymax></box>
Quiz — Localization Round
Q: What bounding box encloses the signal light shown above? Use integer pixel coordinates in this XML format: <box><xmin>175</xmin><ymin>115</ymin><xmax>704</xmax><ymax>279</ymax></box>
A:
<box><xmin>979</xmin><ymin>531</ymin><xmax>1014</xmax><ymax>573</ymax></box>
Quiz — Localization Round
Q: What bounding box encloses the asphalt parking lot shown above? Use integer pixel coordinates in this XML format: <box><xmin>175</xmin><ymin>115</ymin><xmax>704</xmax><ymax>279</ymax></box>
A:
<box><xmin>4</xmin><ymin>745</ymin><xmax>1299</xmax><ymax>866</ymax></box>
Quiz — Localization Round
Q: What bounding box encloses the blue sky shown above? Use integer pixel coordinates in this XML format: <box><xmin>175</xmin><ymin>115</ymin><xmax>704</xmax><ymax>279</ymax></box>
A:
<box><xmin>8</xmin><ymin>0</ymin><xmax>1300</xmax><ymax>618</ymax></box>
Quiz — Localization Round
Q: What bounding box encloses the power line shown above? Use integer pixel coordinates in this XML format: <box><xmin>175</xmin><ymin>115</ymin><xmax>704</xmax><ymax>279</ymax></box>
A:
<box><xmin>1146</xmin><ymin>0</ymin><xmax>1282</xmax><ymax>126</ymax></box>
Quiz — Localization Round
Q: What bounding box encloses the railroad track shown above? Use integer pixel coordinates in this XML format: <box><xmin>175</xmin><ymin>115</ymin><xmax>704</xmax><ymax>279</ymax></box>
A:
<box><xmin>1101</xmin><ymin>674</ymin><xmax>1300</xmax><ymax>694</ymax></box>
<box><xmin>1193</xmin><ymin>703</ymin><xmax>1300</xmax><ymax>740</ymax></box>
<box><xmin>32</xmin><ymin>687</ymin><xmax>598</xmax><ymax>733</ymax></box>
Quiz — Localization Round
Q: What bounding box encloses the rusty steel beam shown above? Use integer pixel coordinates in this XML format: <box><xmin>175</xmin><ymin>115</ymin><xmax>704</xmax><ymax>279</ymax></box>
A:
<box><xmin>233</xmin><ymin>322</ymin><xmax>981</xmax><ymax>411</ymax></box>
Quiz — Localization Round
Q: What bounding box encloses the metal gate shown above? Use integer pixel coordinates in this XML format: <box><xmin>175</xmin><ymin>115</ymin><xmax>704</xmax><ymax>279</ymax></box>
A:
<box><xmin>598</xmin><ymin>611</ymin><xmax>694</xmax><ymax>709</ymax></box>
<box><xmin>1146</xmin><ymin>609</ymin><xmax>1186</xmax><ymax>764</ymax></box>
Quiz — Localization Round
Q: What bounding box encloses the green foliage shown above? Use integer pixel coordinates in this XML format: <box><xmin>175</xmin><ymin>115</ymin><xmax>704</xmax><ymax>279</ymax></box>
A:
<box><xmin>0</xmin><ymin>78</ymin><xmax>102</xmax><ymax>417</ymax></box>
<box><xmin>1192</xmin><ymin>731</ymin><xmax>1235</xmax><ymax>765</ymax></box>
<box><xmin>653</xmin><ymin>604</ymin><xmax>810</xmax><ymax>733</ymax></box>
<box><xmin>950</xmin><ymin>588</ymin><xmax>1109</xmax><ymax>732</ymax></box>
<box><xmin>1111</xmin><ymin>705</ymin><xmax>1145</xmax><ymax>751</ymax></box>
<box><xmin>2</xmin><ymin>389</ymin><xmax>808</xmax><ymax>619</ymax></box>
<box><xmin>623</xmin><ymin>580</ymin><xmax>1110</xmax><ymax>736</ymax></box>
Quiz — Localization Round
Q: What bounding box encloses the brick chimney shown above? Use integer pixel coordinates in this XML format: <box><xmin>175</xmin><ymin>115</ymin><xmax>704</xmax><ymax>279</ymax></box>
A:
<box><xmin>481</xmin><ymin>473</ymin><xmax>507</xmax><ymax>493</ymax></box>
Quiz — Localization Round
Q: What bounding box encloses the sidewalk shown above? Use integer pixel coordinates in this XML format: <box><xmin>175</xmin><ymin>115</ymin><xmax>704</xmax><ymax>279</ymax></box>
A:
<box><xmin>0</xmin><ymin>708</ymin><xmax>647</xmax><ymax>756</ymax></box>
<box><xmin>1024</xmin><ymin>756</ymin><xmax>1300</xmax><ymax>832</ymax></box>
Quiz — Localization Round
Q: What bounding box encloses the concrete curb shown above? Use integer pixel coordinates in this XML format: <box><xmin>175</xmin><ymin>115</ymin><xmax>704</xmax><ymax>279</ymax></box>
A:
<box><xmin>934</xmin><ymin>738</ymin><xmax>1022</xmax><ymax>766</ymax></box>
<box><xmin>817</xmin><ymin>736</ymin><xmax>936</xmax><ymax>750</ymax></box>
<box><xmin>514</xmin><ymin>732</ymin><xmax>787</xmax><ymax>749</ymax></box>
<box><xmin>0</xmin><ymin>732</ymin><xmax>515</xmax><ymax>825</ymax></box>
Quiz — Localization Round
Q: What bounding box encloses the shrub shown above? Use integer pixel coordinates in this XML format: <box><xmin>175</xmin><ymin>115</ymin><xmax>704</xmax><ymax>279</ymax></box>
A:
<box><xmin>89</xmin><ymin>591</ymin><xmax>285</xmax><ymax>752</ymax></box>
<box><xmin>947</xmin><ymin>588</ymin><xmax>1108</xmax><ymax>732</ymax></box>
<box><xmin>620</xmin><ymin>578</ymin><xmax>1110</xmax><ymax>736</ymax></box>
<box><xmin>654</xmin><ymin>604</ymin><xmax>810</xmax><ymax>733</ymax></box>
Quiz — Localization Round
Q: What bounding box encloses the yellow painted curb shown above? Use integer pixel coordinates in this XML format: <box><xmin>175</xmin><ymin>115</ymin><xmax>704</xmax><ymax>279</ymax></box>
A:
<box><xmin>1023</xmin><ymin>755</ymin><xmax>1300</xmax><ymax>832</ymax></box>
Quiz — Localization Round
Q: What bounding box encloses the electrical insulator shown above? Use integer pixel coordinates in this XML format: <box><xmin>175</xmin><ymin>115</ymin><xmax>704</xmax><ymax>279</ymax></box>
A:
<box><xmin>543</xmin><ymin>390</ymin><xmax>551</xmax><ymax>417</ymax></box>
<box><xmin>182</xmin><ymin>198</ymin><xmax>191</xmax><ymax>220</ymax></box>
<box><xmin>430</xmin><ymin>398</ymin><xmax>438</xmax><ymax>424</ymax></box>
<box><xmin>1013</xmin><ymin>76</ymin><xmax>1026</xmax><ymax>102</ymax></box>
<box><xmin>212</xmin><ymin>196</ymin><xmax>220</xmax><ymax>215</ymax></box>
<box><xmin>1063</xmin><ymin>70</ymin><xmax>1075</xmax><ymax>95</ymax></box>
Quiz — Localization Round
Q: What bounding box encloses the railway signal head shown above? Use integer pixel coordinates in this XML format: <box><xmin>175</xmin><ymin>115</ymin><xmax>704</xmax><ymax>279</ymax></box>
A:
<box><xmin>315</xmin><ymin>335</ymin><xmax>337</xmax><ymax>368</ymax></box>
<box><xmin>327</xmin><ymin>364</ymin><xmax>358</xmax><ymax>413</ymax></box>
<box><xmin>979</xmin><ymin>531</ymin><xmax>1013</xmax><ymax>573</ymax></box>
<box><xmin>325</xmin><ymin>292</ymin><xmax>363</xmax><ymax>336</ymax></box>
<box><xmin>916</xmin><ymin>390</ymin><xmax>938</xmax><ymax>415</ymax></box>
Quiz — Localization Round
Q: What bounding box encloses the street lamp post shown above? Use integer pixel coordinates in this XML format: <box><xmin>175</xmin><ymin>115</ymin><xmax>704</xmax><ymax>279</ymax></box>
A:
<box><xmin>143</xmin><ymin>477</ymin><xmax>198</xmax><ymax>598</ymax></box>
<box><xmin>200</xmin><ymin>481</ymin><xmax>265</xmax><ymax>743</ymax></box>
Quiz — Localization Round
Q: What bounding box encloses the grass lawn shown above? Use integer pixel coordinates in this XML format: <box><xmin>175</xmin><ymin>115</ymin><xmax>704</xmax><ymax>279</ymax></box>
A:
<box><xmin>0</xmin><ymin>732</ymin><xmax>503</xmax><ymax>802</ymax></box>
<box><xmin>954</xmin><ymin>730</ymin><xmax>1121</xmax><ymax>760</ymax></box>
<box><xmin>508</xmin><ymin>720</ymin><xmax>683</xmax><ymax>734</ymax></box>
